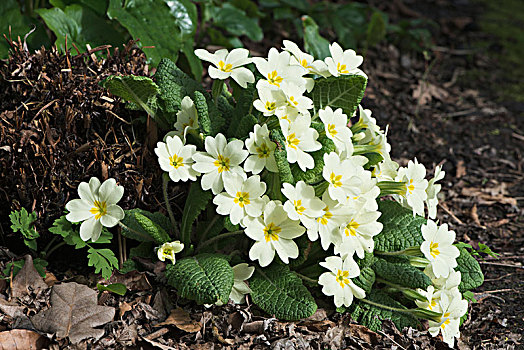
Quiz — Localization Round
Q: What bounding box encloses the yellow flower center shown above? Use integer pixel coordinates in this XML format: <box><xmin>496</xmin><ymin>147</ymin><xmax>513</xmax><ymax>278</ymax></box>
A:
<box><xmin>428</xmin><ymin>300</ymin><xmax>437</xmax><ymax>310</ymax></box>
<box><xmin>336</xmin><ymin>269</ymin><xmax>351</xmax><ymax>288</ymax></box>
<box><xmin>337</xmin><ymin>62</ymin><xmax>349</xmax><ymax>74</ymax></box>
<box><xmin>265</xmin><ymin>101</ymin><xmax>276</xmax><ymax>111</ymax></box>
<box><xmin>440</xmin><ymin>312</ymin><xmax>451</xmax><ymax>329</ymax></box>
<box><xmin>286</xmin><ymin>133</ymin><xmax>300</xmax><ymax>149</ymax></box>
<box><xmin>267</xmin><ymin>70</ymin><xmax>283</xmax><ymax>86</ymax></box>
<box><xmin>294</xmin><ymin>200</ymin><xmax>306</xmax><ymax>215</ymax></box>
<box><xmin>345</xmin><ymin>220</ymin><xmax>360</xmax><ymax>236</ymax></box>
<box><xmin>234</xmin><ymin>192</ymin><xmax>251</xmax><ymax>208</ymax></box>
<box><xmin>407</xmin><ymin>179</ymin><xmax>415</xmax><ymax>194</ymax></box>
<box><xmin>327</xmin><ymin>124</ymin><xmax>338</xmax><ymax>137</ymax></box>
<box><xmin>169</xmin><ymin>154</ymin><xmax>184</xmax><ymax>169</ymax></box>
<box><xmin>256</xmin><ymin>143</ymin><xmax>271</xmax><ymax>159</ymax></box>
<box><xmin>213</xmin><ymin>154</ymin><xmax>231</xmax><ymax>173</ymax></box>
<box><xmin>89</xmin><ymin>200</ymin><xmax>107</xmax><ymax>220</ymax></box>
<box><xmin>330</xmin><ymin>172</ymin><xmax>342</xmax><ymax>187</ymax></box>
<box><xmin>288</xmin><ymin>96</ymin><xmax>299</xmax><ymax>106</ymax></box>
<box><xmin>317</xmin><ymin>206</ymin><xmax>333</xmax><ymax>225</ymax></box>
<box><xmin>218</xmin><ymin>60</ymin><xmax>233</xmax><ymax>72</ymax></box>
<box><xmin>301</xmin><ymin>59</ymin><xmax>312</xmax><ymax>69</ymax></box>
<box><xmin>429</xmin><ymin>241</ymin><xmax>440</xmax><ymax>259</ymax></box>
<box><xmin>263</xmin><ymin>222</ymin><xmax>281</xmax><ymax>242</ymax></box>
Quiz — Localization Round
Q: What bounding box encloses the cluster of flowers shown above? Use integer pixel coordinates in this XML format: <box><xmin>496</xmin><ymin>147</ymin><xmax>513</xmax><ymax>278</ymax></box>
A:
<box><xmin>63</xmin><ymin>40</ymin><xmax>467</xmax><ymax>347</ymax></box>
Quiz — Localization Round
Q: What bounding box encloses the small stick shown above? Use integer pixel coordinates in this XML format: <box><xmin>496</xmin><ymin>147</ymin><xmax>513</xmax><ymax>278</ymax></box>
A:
<box><xmin>479</xmin><ymin>261</ymin><xmax>524</xmax><ymax>269</ymax></box>
<box><xmin>144</xmin><ymin>327</ymin><xmax>169</xmax><ymax>340</ymax></box>
<box><xmin>438</xmin><ymin>202</ymin><xmax>464</xmax><ymax>225</ymax></box>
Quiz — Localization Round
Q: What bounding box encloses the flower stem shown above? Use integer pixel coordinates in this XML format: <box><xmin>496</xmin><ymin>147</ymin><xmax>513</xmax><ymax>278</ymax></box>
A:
<box><xmin>195</xmin><ymin>230</ymin><xmax>244</xmax><ymax>252</ymax></box>
<box><xmin>212</xmin><ymin>80</ymin><xmax>225</xmax><ymax>106</ymax></box>
<box><xmin>377</xmin><ymin>181</ymin><xmax>407</xmax><ymax>196</ymax></box>
<box><xmin>43</xmin><ymin>236</ymin><xmax>59</xmax><ymax>255</ymax></box>
<box><xmin>162</xmin><ymin>173</ymin><xmax>180</xmax><ymax>238</ymax></box>
<box><xmin>295</xmin><ymin>272</ymin><xmax>318</xmax><ymax>285</ymax></box>
<box><xmin>359</xmin><ymin>298</ymin><xmax>414</xmax><ymax>315</ymax></box>
<box><xmin>45</xmin><ymin>241</ymin><xmax>67</xmax><ymax>259</ymax></box>
<box><xmin>374</xmin><ymin>246</ymin><xmax>422</xmax><ymax>257</ymax></box>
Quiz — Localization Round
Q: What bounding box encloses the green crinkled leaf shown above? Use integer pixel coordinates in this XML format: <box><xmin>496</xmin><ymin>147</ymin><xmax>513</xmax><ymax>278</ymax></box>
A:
<box><xmin>351</xmin><ymin>290</ymin><xmax>419</xmax><ymax>332</ymax></box>
<box><xmin>236</xmin><ymin>114</ymin><xmax>258</xmax><ymax>140</ymax></box>
<box><xmin>181</xmin><ymin>182</ymin><xmax>213</xmax><ymax>246</ymax></box>
<box><xmin>101</xmin><ymin>75</ymin><xmax>159</xmax><ymax>115</ymax></box>
<box><xmin>250</xmin><ymin>263</ymin><xmax>317</xmax><ymax>321</ymax></box>
<box><xmin>228</xmin><ymin>84</ymin><xmax>257</xmax><ymax>138</ymax></box>
<box><xmin>209</xmin><ymin>3</ymin><xmax>263</xmax><ymax>41</ymax></box>
<box><xmin>372</xmin><ymin>258</ymin><xmax>431</xmax><ymax>289</ymax></box>
<box><xmin>129</xmin><ymin>241</ymin><xmax>155</xmax><ymax>259</ymax></box>
<box><xmin>308</xmin><ymin>74</ymin><xmax>367</xmax><ymax>118</ymax></box>
<box><xmin>270</xmin><ymin>129</ymin><xmax>295</xmax><ymax>185</ymax></box>
<box><xmin>456</xmin><ymin>247</ymin><xmax>484</xmax><ymax>292</ymax></box>
<box><xmin>194</xmin><ymin>91</ymin><xmax>224</xmax><ymax>136</ymax></box>
<box><xmin>354</xmin><ymin>267</ymin><xmax>375</xmax><ymax>293</ymax></box>
<box><xmin>87</xmin><ymin>248</ymin><xmax>118</xmax><ymax>280</ymax></box>
<box><xmin>302</xmin><ymin>15</ymin><xmax>331</xmax><ymax>60</ymax></box>
<box><xmin>290</xmin><ymin>122</ymin><xmax>335</xmax><ymax>184</ymax></box>
<box><xmin>134</xmin><ymin>212</ymin><xmax>171</xmax><ymax>244</ymax></box>
<box><xmin>363</xmin><ymin>152</ymin><xmax>384</xmax><ymax>170</ymax></box>
<box><xmin>289</xmin><ymin>235</ymin><xmax>311</xmax><ymax>268</ymax></box>
<box><xmin>374</xmin><ymin>200</ymin><xmax>426</xmax><ymax>252</ymax></box>
<box><xmin>120</xmin><ymin>209</ymin><xmax>171</xmax><ymax>242</ymax></box>
<box><xmin>165</xmin><ymin>254</ymin><xmax>233</xmax><ymax>304</ymax></box>
<box><xmin>36</xmin><ymin>4</ymin><xmax>125</xmax><ymax>53</ymax></box>
<box><xmin>154</xmin><ymin>58</ymin><xmax>205</xmax><ymax>124</ymax></box>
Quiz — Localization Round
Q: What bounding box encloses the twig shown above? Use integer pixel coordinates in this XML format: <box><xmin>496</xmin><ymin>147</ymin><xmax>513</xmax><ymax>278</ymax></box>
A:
<box><xmin>478</xmin><ymin>261</ymin><xmax>524</xmax><ymax>269</ymax></box>
<box><xmin>144</xmin><ymin>327</ymin><xmax>169</xmax><ymax>340</ymax></box>
<box><xmin>377</xmin><ymin>330</ymin><xmax>407</xmax><ymax>350</ymax></box>
<box><xmin>438</xmin><ymin>202</ymin><xmax>464</xmax><ymax>225</ymax></box>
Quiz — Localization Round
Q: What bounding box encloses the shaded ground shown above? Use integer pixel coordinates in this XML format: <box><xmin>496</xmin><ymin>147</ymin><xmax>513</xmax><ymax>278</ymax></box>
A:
<box><xmin>0</xmin><ymin>0</ymin><xmax>523</xmax><ymax>349</ymax></box>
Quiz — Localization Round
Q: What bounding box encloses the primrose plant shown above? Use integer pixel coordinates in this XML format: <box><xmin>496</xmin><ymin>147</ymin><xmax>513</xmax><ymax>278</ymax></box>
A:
<box><xmin>57</xmin><ymin>40</ymin><xmax>485</xmax><ymax>347</ymax></box>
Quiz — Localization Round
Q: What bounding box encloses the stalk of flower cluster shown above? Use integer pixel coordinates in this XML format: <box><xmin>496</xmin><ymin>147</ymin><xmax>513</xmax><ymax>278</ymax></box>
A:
<box><xmin>377</xmin><ymin>181</ymin><xmax>407</xmax><ymax>196</ymax></box>
<box><xmin>212</xmin><ymin>80</ymin><xmax>225</xmax><ymax>105</ymax></box>
<box><xmin>162</xmin><ymin>173</ymin><xmax>179</xmax><ymax>237</ymax></box>
<box><xmin>376</xmin><ymin>277</ymin><xmax>427</xmax><ymax>302</ymax></box>
<box><xmin>195</xmin><ymin>230</ymin><xmax>245</xmax><ymax>253</ymax></box>
<box><xmin>374</xmin><ymin>246</ymin><xmax>422</xmax><ymax>257</ymax></box>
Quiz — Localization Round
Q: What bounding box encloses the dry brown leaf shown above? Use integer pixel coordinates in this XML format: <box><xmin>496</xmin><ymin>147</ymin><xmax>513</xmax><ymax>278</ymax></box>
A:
<box><xmin>412</xmin><ymin>80</ymin><xmax>449</xmax><ymax>105</ymax></box>
<box><xmin>487</xmin><ymin>218</ymin><xmax>510</xmax><ymax>228</ymax></box>
<box><xmin>155</xmin><ymin>308</ymin><xmax>201</xmax><ymax>333</ymax></box>
<box><xmin>470</xmin><ymin>204</ymin><xmax>485</xmax><ymax>228</ymax></box>
<box><xmin>0</xmin><ymin>329</ymin><xmax>48</xmax><ymax>350</ymax></box>
<box><xmin>0</xmin><ymin>299</ymin><xmax>25</xmax><ymax>318</ymax></box>
<box><xmin>140</xmin><ymin>337</ymin><xmax>177</xmax><ymax>350</ymax></box>
<box><xmin>347</xmin><ymin>323</ymin><xmax>381</xmax><ymax>344</ymax></box>
<box><xmin>30</xmin><ymin>282</ymin><xmax>115</xmax><ymax>344</ymax></box>
<box><xmin>11</xmin><ymin>255</ymin><xmax>48</xmax><ymax>299</ymax></box>
<box><xmin>44</xmin><ymin>272</ymin><xmax>59</xmax><ymax>286</ymax></box>
<box><xmin>461</xmin><ymin>187</ymin><xmax>517</xmax><ymax>206</ymax></box>
<box><xmin>106</xmin><ymin>270</ymin><xmax>151</xmax><ymax>291</ymax></box>
<box><xmin>456</xmin><ymin>160</ymin><xmax>467</xmax><ymax>178</ymax></box>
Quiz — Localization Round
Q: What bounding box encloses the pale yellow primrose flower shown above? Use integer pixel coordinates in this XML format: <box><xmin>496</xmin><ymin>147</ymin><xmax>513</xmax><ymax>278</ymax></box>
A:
<box><xmin>428</xmin><ymin>292</ymin><xmax>468</xmax><ymax>348</ymax></box>
<box><xmin>244</xmin><ymin>124</ymin><xmax>278</xmax><ymax>174</ymax></box>
<box><xmin>324</xmin><ymin>42</ymin><xmax>365</xmax><ymax>78</ymax></box>
<box><xmin>420</xmin><ymin>220</ymin><xmax>460</xmax><ymax>278</ymax></box>
<box><xmin>194</xmin><ymin>48</ymin><xmax>254</xmax><ymax>88</ymax></box>
<box><xmin>252</xmin><ymin>47</ymin><xmax>307</xmax><ymax>89</ymax></box>
<box><xmin>318</xmin><ymin>255</ymin><xmax>366</xmax><ymax>308</ymax></box>
<box><xmin>66</xmin><ymin>177</ymin><xmax>125</xmax><ymax>242</ymax></box>
<box><xmin>155</xmin><ymin>135</ymin><xmax>199</xmax><ymax>183</ymax></box>
<box><xmin>157</xmin><ymin>241</ymin><xmax>184</xmax><ymax>264</ymax></box>
<box><xmin>395</xmin><ymin>158</ymin><xmax>428</xmax><ymax>217</ymax></box>
<box><xmin>282</xmin><ymin>40</ymin><xmax>330</xmax><ymax>77</ymax></box>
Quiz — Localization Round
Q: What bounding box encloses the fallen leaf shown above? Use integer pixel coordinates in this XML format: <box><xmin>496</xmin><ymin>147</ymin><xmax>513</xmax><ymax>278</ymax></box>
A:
<box><xmin>412</xmin><ymin>80</ymin><xmax>449</xmax><ymax>105</ymax></box>
<box><xmin>140</xmin><ymin>337</ymin><xmax>177</xmax><ymax>350</ymax></box>
<box><xmin>106</xmin><ymin>270</ymin><xmax>151</xmax><ymax>291</ymax></box>
<box><xmin>0</xmin><ymin>329</ymin><xmax>48</xmax><ymax>350</ymax></box>
<box><xmin>31</xmin><ymin>282</ymin><xmax>115</xmax><ymax>344</ymax></box>
<box><xmin>470</xmin><ymin>204</ymin><xmax>486</xmax><ymax>228</ymax></box>
<box><xmin>11</xmin><ymin>255</ymin><xmax>48</xmax><ymax>299</ymax></box>
<box><xmin>461</xmin><ymin>187</ymin><xmax>517</xmax><ymax>206</ymax></box>
<box><xmin>487</xmin><ymin>218</ymin><xmax>510</xmax><ymax>228</ymax></box>
<box><xmin>0</xmin><ymin>299</ymin><xmax>25</xmax><ymax>318</ymax></box>
<box><xmin>155</xmin><ymin>308</ymin><xmax>201</xmax><ymax>333</ymax></box>
<box><xmin>456</xmin><ymin>160</ymin><xmax>466</xmax><ymax>178</ymax></box>
<box><xmin>44</xmin><ymin>272</ymin><xmax>59</xmax><ymax>286</ymax></box>
<box><xmin>347</xmin><ymin>323</ymin><xmax>381</xmax><ymax>344</ymax></box>
<box><xmin>119</xmin><ymin>301</ymin><xmax>133</xmax><ymax>317</ymax></box>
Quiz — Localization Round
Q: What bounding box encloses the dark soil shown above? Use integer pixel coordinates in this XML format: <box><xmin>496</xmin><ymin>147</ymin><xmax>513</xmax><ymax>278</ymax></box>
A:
<box><xmin>0</xmin><ymin>0</ymin><xmax>523</xmax><ymax>349</ymax></box>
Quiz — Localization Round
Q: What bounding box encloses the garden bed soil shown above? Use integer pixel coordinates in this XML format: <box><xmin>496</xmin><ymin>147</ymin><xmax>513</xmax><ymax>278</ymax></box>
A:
<box><xmin>0</xmin><ymin>0</ymin><xmax>523</xmax><ymax>349</ymax></box>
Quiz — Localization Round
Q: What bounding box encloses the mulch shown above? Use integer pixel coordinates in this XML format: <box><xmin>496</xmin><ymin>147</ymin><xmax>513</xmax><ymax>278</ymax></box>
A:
<box><xmin>0</xmin><ymin>0</ymin><xmax>523</xmax><ymax>349</ymax></box>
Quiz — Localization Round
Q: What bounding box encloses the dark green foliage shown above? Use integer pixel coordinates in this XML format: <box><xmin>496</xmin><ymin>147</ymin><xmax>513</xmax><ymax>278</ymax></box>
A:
<box><xmin>250</xmin><ymin>263</ymin><xmax>317</xmax><ymax>320</ymax></box>
<box><xmin>372</xmin><ymin>258</ymin><xmax>432</xmax><ymax>289</ymax></box>
<box><xmin>166</xmin><ymin>254</ymin><xmax>234</xmax><ymax>304</ymax></box>
<box><xmin>455</xmin><ymin>247</ymin><xmax>484</xmax><ymax>292</ymax></box>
